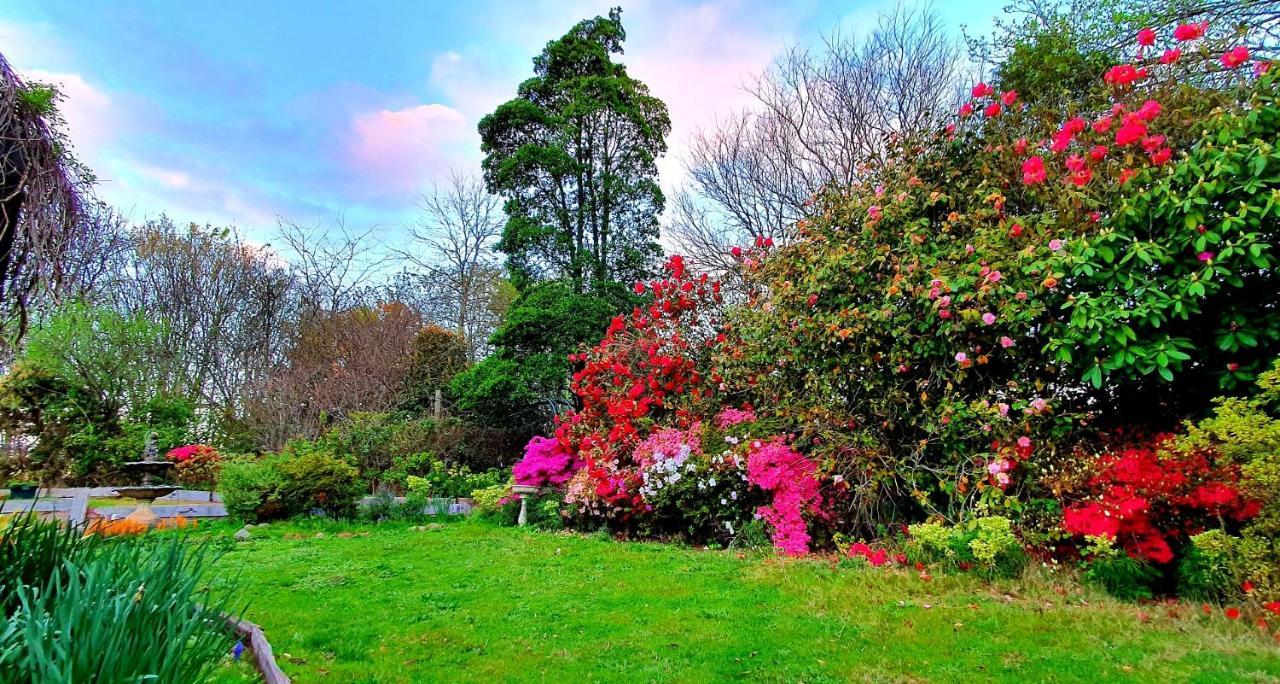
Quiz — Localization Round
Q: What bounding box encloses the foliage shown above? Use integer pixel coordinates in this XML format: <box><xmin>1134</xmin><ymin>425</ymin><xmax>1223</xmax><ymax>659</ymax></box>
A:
<box><xmin>511</xmin><ymin>435</ymin><xmax>581</xmax><ymax>487</ymax></box>
<box><xmin>405</xmin><ymin>457</ymin><xmax>505</xmax><ymax>499</ymax></box>
<box><xmin>451</xmin><ymin>280</ymin><xmax>622</xmax><ymax>431</ymax></box>
<box><xmin>218</xmin><ymin>454</ymin><xmax>286</xmax><ymax>522</ymax></box>
<box><xmin>275</xmin><ymin>443</ymin><xmax>363</xmax><ymax>519</ymax></box>
<box><xmin>1081</xmin><ymin>540</ymin><xmax>1162</xmax><ymax>601</ymax></box>
<box><xmin>478</xmin><ymin>7</ymin><xmax>668</xmax><ymax>291</ymax></box>
<box><xmin>0</xmin><ymin>517</ymin><xmax>235</xmax><ymax>682</ymax></box>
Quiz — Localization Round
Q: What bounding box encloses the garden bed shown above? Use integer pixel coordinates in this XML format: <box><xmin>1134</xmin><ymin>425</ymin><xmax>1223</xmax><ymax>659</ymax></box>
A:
<box><xmin>210</xmin><ymin>520</ymin><xmax>1279</xmax><ymax>683</ymax></box>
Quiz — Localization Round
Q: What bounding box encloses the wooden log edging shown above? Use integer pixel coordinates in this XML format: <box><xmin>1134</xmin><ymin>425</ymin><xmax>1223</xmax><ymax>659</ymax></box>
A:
<box><xmin>224</xmin><ymin>615</ymin><xmax>291</xmax><ymax>684</ymax></box>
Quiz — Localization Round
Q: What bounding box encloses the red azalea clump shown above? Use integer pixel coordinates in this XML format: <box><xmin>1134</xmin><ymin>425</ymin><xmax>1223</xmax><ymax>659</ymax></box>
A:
<box><xmin>847</xmin><ymin>542</ymin><xmax>890</xmax><ymax>567</ymax></box>
<box><xmin>551</xmin><ymin>254</ymin><xmax>723</xmax><ymax>519</ymax></box>
<box><xmin>1061</xmin><ymin>435</ymin><xmax>1259</xmax><ymax>564</ymax></box>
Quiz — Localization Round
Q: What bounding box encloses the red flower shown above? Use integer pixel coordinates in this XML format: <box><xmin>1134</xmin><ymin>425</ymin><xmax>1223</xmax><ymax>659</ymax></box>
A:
<box><xmin>959</xmin><ymin>102</ymin><xmax>974</xmax><ymax>118</ymax></box>
<box><xmin>1173</xmin><ymin>21</ymin><xmax>1207</xmax><ymax>41</ymax></box>
<box><xmin>1149</xmin><ymin>148</ymin><xmax>1172</xmax><ymax>166</ymax></box>
<box><xmin>1064</xmin><ymin>117</ymin><xmax>1087</xmax><ymax>135</ymax></box>
<box><xmin>1001</xmin><ymin>90</ymin><xmax>1018</xmax><ymax>106</ymax></box>
<box><xmin>1089</xmin><ymin>145</ymin><xmax>1108</xmax><ymax>162</ymax></box>
<box><xmin>984</xmin><ymin>102</ymin><xmax>1002</xmax><ymax>118</ymax></box>
<box><xmin>1265</xmin><ymin>602</ymin><xmax>1280</xmax><ymax>615</ymax></box>
<box><xmin>1220</xmin><ymin>46</ymin><xmax>1250</xmax><ymax>69</ymax></box>
<box><xmin>1115</xmin><ymin>118</ymin><xmax>1148</xmax><ymax>146</ymax></box>
<box><xmin>1022</xmin><ymin>156</ymin><xmax>1047</xmax><ymax>185</ymax></box>
<box><xmin>1202</xmin><ymin>603</ymin><xmax>1214</xmax><ymax>615</ymax></box>
<box><xmin>1137</xmin><ymin>28</ymin><xmax>1156</xmax><ymax>46</ymax></box>
<box><xmin>1013</xmin><ymin>137</ymin><xmax>1028</xmax><ymax>155</ymax></box>
<box><xmin>1243</xmin><ymin>580</ymin><xmax>1254</xmax><ymax>593</ymax></box>
<box><xmin>971</xmin><ymin>82</ymin><xmax>994</xmax><ymax>98</ymax></box>
<box><xmin>1225</xmin><ymin>607</ymin><xmax>1241</xmax><ymax>620</ymax></box>
<box><xmin>1119</xmin><ymin>168</ymin><xmax>1138</xmax><ymax>184</ymax></box>
<box><xmin>633</xmin><ymin>282</ymin><xmax>646</xmax><ymax>295</ymax></box>
<box><xmin>1104</xmin><ymin>64</ymin><xmax>1142</xmax><ymax>87</ymax></box>
<box><xmin>1141</xmin><ymin>134</ymin><xmax>1166</xmax><ymax>153</ymax></box>
<box><xmin>1065</xmin><ymin>155</ymin><xmax>1087</xmax><ymax>173</ymax></box>
<box><xmin>730</xmin><ymin>245</ymin><xmax>742</xmax><ymax>259</ymax></box>
<box><xmin>1069</xmin><ymin>168</ymin><xmax>1093</xmax><ymax>187</ymax></box>
<box><xmin>1159</xmin><ymin>48</ymin><xmax>1182</xmax><ymax>64</ymax></box>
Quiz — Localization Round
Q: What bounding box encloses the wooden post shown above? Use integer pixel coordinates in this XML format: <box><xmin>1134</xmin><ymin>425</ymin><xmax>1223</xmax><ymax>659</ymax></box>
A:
<box><xmin>225</xmin><ymin>616</ymin><xmax>291</xmax><ymax>684</ymax></box>
<box><xmin>433</xmin><ymin>388</ymin><xmax>443</xmax><ymax>421</ymax></box>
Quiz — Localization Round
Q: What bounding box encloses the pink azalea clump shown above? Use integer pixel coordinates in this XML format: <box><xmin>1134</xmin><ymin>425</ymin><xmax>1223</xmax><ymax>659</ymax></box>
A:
<box><xmin>746</xmin><ymin>438</ymin><xmax>822</xmax><ymax>556</ymax></box>
<box><xmin>716</xmin><ymin>406</ymin><xmax>757</xmax><ymax>429</ymax></box>
<box><xmin>513</xmin><ymin>435</ymin><xmax>582</xmax><ymax>487</ymax></box>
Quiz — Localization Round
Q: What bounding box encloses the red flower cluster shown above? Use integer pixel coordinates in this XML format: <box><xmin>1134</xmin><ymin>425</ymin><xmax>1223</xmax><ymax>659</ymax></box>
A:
<box><xmin>1062</xmin><ymin>436</ymin><xmax>1258</xmax><ymax>564</ymax></box>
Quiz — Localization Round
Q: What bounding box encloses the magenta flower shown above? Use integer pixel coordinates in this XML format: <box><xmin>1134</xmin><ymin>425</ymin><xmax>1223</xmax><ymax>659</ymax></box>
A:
<box><xmin>999</xmin><ymin>336</ymin><xmax>1015</xmax><ymax>348</ymax></box>
<box><xmin>955</xmin><ymin>352</ymin><xmax>968</xmax><ymax>363</ymax></box>
<box><xmin>1198</xmin><ymin>251</ymin><xmax>1215</xmax><ymax>262</ymax></box>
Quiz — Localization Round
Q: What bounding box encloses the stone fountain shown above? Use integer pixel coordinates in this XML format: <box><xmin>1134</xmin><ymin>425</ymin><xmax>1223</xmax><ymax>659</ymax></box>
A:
<box><xmin>114</xmin><ymin>431</ymin><xmax>177</xmax><ymax>526</ymax></box>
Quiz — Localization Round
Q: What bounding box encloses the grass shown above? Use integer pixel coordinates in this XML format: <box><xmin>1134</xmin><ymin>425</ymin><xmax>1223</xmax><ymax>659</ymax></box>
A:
<box><xmin>88</xmin><ymin>496</ymin><xmax>214</xmax><ymax>508</ymax></box>
<box><xmin>205</xmin><ymin>519</ymin><xmax>1280</xmax><ymax>683</ymax></box>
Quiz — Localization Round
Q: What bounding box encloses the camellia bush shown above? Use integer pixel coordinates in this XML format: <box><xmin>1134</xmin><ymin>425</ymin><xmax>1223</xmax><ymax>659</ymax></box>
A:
<box><xmin>714</xmin><ymin>26</ymin><xmax>1278</xmax><ymax>535</ymax></box>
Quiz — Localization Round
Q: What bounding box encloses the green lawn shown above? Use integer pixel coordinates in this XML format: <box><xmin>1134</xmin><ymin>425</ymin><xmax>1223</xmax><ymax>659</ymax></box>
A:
<box><xmin>209</xmin><ymin>520</ymin><xmax>1279</xmax><ymax>683</ymax></box>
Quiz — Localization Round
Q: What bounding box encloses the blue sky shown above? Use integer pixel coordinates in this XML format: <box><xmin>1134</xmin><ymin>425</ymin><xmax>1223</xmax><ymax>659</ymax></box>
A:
<box><xmin>0</xmin><ymin>0</ymin><xmax>1004</xmax><ymax>247</ymax></box>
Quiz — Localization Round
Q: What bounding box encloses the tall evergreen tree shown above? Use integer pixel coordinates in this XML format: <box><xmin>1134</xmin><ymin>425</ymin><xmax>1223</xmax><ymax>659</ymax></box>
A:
<box><xmin>478</xmin><ymin>7</ymin><xmax>670</xmax><ymax>292</ymax></box>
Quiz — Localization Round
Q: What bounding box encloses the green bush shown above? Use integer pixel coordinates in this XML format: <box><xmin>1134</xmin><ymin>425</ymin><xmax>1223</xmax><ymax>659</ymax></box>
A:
<box><xmin>219</xmin><ymin>444</ymin><xmax>362</xmax><ymax>522</ymax></box>
<box><xmin>276</xmin><ymin>444</ymin><xmax>362</xmax><ymax>519</ymax></box>
<box><xmin>906</xmin><ymin>516</ymin><xmax>1026</xmax><ymax>578</ymax></box>
<box><xmin>218</xmin><ymin>454</ymin><xmax>285</xmax><ymax>522</ymax></box>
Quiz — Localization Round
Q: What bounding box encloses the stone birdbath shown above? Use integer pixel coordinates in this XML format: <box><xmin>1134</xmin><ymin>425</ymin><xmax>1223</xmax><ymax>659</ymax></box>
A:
<box><xmin>510</xmin><ymin>484</ymin><xmax>542</xmax><ymax>526</ymax></box>
<box><xmin>114</xmin><ymin>431</ymin><xmax>178</xmax><ymax>527</ymax></box>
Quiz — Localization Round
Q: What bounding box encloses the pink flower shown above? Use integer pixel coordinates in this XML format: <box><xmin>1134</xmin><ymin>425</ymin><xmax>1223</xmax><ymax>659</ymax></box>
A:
<box><xmin>997</xmin><ymin>403</ymin><xmax>1010</xmax><ymax>416</ymax></box>
<box><xmin>1256</xmin><ymin>61</ymin><xmax>1273</xmax><ymax>77</ymax></box>
<box><xmin>1160</xmin><ymin>48</ymin><xmax>1182</xmax><ymax>64</ymax></box>
<box><xmin>1137</xmin><ymin>27</ymin><xmax>1156</xmax><ymax>46</ymax></box>
<box><xmin>1220</xmin><ymin>46</ymin><xmax>1250</xmax><ymax>69</ymax></box>
<box><xmin>982</xmin><ymin>312</ymin><xmax>997</xmax><ymax>325</ymax></box>
<box><xmin>1022</xmin><ymin>156</ymin><xmax>1047</xmax><ymax>185</ymax></box>
<box><xmin>1173</xmin><ymin>21</ymin><xmax>1207</xmax><ymax>41</ymax></box>
<box><xmin>1092</xmin><ymin>116</ymin><xmax>1113</xmax><ymax>133</ymax></box>
<box><xmin>1049</xmin><ymin>239</ymin><xmax>1064</xmax><ymax>251</ymax></box>
<box><xmin>1013</xmin><ymin>137</ymin><xmax>1028</xmax><ymax>155</ymax></box>
<box><xmin>955</xmin><ymin>352</ymin><xmax>969</xmax><ymax>364</ymax></box>
<box><xmin>867</xmin><ymin>205</ymin><xmax>882</xmax><ymax>221</ymax></box>
<box><xmin>987</xmin><ymin>270</ymin><xmax>1002</xmax><ymax>283</ymax></box>
<box><xmin>1198</xmin><ymin>251</ymin><xmax>1214</xmax><ymax>263</ymax></box>
<box><xmin>999</xmin><ymin>336</ymin><xmax>1015</xmax><ymax>348</ymax></box>
<box><xmin>1017</xmin><ymin>436</ymin><xmax>1032</xmax><ymax>449</ymax></box>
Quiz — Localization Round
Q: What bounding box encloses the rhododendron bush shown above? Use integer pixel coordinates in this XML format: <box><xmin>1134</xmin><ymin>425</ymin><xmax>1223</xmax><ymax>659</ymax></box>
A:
<box><xmin>714</xmin><ymin>26</ymin><xmax>1280</xmax><ymax>532</ymax></box>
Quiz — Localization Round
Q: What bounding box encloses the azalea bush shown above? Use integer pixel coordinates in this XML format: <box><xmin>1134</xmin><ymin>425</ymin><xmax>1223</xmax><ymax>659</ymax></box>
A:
<box><xmin>167</xmin><ymin>443</ymin><xmax>221</xmax><ymax>494</ymax></box>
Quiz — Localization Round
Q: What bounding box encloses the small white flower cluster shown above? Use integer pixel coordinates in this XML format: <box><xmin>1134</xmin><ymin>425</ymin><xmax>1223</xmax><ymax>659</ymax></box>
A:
<box><xmin>639</xmin><ymin>446</ymin><xmax>694</xmax><ymax>498</ymax></box>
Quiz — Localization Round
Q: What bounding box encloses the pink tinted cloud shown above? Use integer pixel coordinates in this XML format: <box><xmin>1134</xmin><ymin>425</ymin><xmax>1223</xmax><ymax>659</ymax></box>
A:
<box><xmin>347</xmin><ymin>103</ymin><xmax>471</xmax><ymax>196</ymax></box>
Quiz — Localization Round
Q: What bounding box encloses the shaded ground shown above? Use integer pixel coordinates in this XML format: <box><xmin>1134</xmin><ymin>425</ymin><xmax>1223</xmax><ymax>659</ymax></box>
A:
<box><xmin>206</xmin><ymin>520</ymin><xmax>1280</xmax><ymax>683</ymax></box>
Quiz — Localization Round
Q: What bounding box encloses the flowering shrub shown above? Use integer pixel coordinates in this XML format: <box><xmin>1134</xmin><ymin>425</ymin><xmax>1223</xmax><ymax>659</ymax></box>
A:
<box><xmin>166</xmin><ymin>444</ymin><xmax>221</xmax><ymax>493</ymax></box>
<box><xmin>1061</xmin><ymin>436</ymin><xmax>1258</xmax><ymax>566</ymax></box>
<box><xmin>714</xmin><ymin>23</ymin><xmax>1280</xmax><ymax>532</ymax></box>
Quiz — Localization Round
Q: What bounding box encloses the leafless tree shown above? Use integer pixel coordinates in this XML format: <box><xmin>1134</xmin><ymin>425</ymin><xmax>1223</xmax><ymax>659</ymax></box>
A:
<box><xmin>669</xmin><ymin>4</ymin><xmax>962</xmax><ymax>272</ymax></box>
<box><xmin>49</xmin><ymin>200</ymin><xmax>131</xmax><ymax>304</ymax></box>
<box><xmin>275</xmin><ymin>214</ymin><xmax>381</xmax><ymax>321</ymax></box>
<box><xmin>392</xmin><ymin>170</ymin><xmax>509</xmax><ymax>360</ymax></box>
<box><xmin>0</xmin><ymin>52</ymin><xmax>88</xmax><ymax>348</ymax></box>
